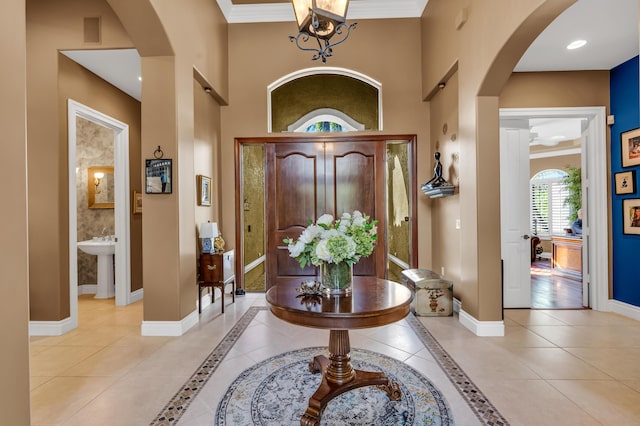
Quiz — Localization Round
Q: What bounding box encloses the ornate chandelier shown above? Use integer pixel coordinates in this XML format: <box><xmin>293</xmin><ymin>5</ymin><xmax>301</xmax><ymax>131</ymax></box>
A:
<box><xmin>289</xmin><ymin>0</ymin><xmax>357</xmax><ymax>63</ymax></box>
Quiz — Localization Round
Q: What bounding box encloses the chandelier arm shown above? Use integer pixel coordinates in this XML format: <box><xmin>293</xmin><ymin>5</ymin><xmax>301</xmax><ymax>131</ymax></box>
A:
<box><xmin>289</xmin><ymin>32</ymin><xmax>325</xmax><ymax>53</ymax></box>
<box><xmin>323</xmin><ymin>22</ymin><xmax>357</xmax><ymax>51</ymax></box>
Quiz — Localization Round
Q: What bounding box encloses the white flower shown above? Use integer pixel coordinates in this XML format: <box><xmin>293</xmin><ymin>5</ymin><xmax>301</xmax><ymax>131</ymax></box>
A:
<box><xmin>299</xmin><ymin>225</ymin><xmax>320</xmax><ymax>243</ymax></box>
<box><xmin>352</xmin><ymin>215</ymin><xmax>365</xmax><ymax>227</ymax></box>
<box><xmin>315</xmin><ymin>239</ymin><xmax>333</xmax><ymax>262</ymax></box>
<box><xmin>288</xmin><ymin>240</ymin><xmax>306</xmax><ymax>258</ymax></box>
<box><xmin>317</xmin><ymin>214</ymin><xmax>334</xmax><ymax>226</ymax></box>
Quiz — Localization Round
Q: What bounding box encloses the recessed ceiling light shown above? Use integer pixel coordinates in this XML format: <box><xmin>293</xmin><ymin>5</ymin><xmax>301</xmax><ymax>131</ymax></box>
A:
<box><xmin>567</xmin><ymin>40</ymin><xmax>587</xmax><ymax>50</ymax></box>
<box><xmin>138</xmin><ymin>76</ymin><xmax>142</xmax><ymax>81</ymax></box>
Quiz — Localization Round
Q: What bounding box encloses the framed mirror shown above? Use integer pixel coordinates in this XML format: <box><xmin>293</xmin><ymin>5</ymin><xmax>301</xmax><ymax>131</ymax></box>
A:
<box><xmin>87</xmin><ymin>166</ymin><xmax>114</xmax><ymax>209</ymax></box>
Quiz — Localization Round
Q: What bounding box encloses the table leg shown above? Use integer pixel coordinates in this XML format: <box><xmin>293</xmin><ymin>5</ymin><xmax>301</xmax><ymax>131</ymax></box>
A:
<box><xmin>300</xmin><ymin>330</ymin><xmax>402</xmax><ymax>426</ymax></box>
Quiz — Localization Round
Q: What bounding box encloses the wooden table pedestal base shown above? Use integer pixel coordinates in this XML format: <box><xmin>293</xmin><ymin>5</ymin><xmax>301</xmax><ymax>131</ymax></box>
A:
<box><xmin>300</xmin><ymin>330</ymin><xmax>402</xmax><ymax>426</ymax></box>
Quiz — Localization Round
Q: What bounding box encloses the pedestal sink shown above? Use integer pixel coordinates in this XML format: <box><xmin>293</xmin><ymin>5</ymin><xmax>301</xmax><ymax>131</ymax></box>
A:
<box><xmin>77</xmin><ymin>239</ymin><xmax>116</xmax><ymax>299</ymax></box>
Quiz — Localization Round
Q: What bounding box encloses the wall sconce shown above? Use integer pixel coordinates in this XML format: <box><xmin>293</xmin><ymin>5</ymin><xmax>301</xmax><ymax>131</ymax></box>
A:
<box><xmin>289</xmin><ymin>0</ymin><xmax>356</xmax><ymax>63</ymax></box>
<box><xmin>94</xmin><ymin>172</ymin><xmax>105</xmax><ymax>194</ymax></box>
<box><xmin>199</xmin><ymin>222</ymin><xmax>219</xmax><ymax>254</ymax></box>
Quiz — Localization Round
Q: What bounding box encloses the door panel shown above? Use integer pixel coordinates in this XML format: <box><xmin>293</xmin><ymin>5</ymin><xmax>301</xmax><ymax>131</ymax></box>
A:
<box><xmin>500</xmin><ymin>128</ymin><xmax>532</xmax><ymax>308</ymax></box>
<box><xmin>327</xmin><ymin>142</ymin><xmax>386</xmax><ymax>277</ymax></box>
<box><xmin>266</xmin><ymin>139</ymin><xmax>386</xmax><ymax>288</ymax></box>
<box><xmin>267</xmin><ymin>143</ymin><xmax>324</xmax><ymax>287</ymax></box>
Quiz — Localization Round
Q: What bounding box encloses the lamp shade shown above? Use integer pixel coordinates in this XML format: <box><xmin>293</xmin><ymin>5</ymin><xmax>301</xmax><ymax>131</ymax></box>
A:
<box><xmin>292</xmin><ymin>0</ymin><xmax>349</xmax><ymax>33</ymax></box>
<box><xmin>199</xmin><ymin>222</ymin><xmax>219</xmax><ymax>239</ymax></box>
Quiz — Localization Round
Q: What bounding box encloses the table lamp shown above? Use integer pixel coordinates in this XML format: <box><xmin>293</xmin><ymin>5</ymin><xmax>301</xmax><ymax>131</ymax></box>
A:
<box><xmin>199</xmin><ymin>222</ymin><xmax>219</xmax><ymax>254</ymax></box>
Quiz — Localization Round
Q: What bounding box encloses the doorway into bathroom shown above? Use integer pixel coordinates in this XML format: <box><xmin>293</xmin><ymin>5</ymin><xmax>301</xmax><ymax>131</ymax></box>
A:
<box><xmin>68</xmin><ymin>100</ymin><xmax>133</xmax><ymax>330</ymax></box>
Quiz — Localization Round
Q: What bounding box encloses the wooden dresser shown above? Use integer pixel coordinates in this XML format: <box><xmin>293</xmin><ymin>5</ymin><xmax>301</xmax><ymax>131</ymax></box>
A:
<box><xmin>551</xmin><ymin>236</ymin><xmax>582</xmax><ymax>280</ymax></box>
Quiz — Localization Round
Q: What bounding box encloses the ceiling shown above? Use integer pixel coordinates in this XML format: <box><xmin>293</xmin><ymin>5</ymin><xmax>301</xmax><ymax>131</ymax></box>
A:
<box><xmin>64</xmin><ymin>0</ymin><xmax>638</xmax><ymax>120</ymax></box>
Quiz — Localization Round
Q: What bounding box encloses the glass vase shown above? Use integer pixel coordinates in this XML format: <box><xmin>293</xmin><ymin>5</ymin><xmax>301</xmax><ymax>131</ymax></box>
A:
<box><xmin>320</xmin><ymin>261</ymin><xmax>353</xmax><ymax>295</ymax></box>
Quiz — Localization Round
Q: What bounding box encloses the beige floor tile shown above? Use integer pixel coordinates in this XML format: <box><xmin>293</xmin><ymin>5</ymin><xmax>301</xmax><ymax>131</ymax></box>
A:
<box><xmin>60</xmin><ymin>343</ymin><xmax>158</xmax><ymax>377</ymax></box>
<box><xmin>30</xmin><ymin>376</ymin><xmax>118</xmax><ymax>425</ymax></box>
<box><xmin>505</xmin><ymin>347</ymin><xmax>612</xmax><ymax>380</ymax></box>
<box><xmin>30</xmin><ymin>345</ymin><xmax>104</xmax><ymax>377</ymax></box>
<box><xmin>544</xmin><ymin>309</ymin><xmax>640</xmax><ymax>326</ymax></box>
<box><xmin>504</xmin><ymin>309</ymin><xmax>569</xmax><ymax>326</ymax></box>
<box><xmin>529</xmin><ymin>324</ymin><xmax>640</xmax><ymax>348</ymax></box>
<box><xmin>474</xmin><ymin>378</ymin><xmax>601</xmax><ymax>426</ymax></box>
<box><xmin>565</xmin><ymin>347</ymin><xmax>640</xmax><ymax>380</ymax></box>
<box><xmin>61</xmin><ymin>375</ymin><xmax>186</xmax><ymax>426</ymax></box>
<box><xmin>29</xmin><ymin>376</ymin><xmax>53</xmax><ymax>391</ymax></box>
<box><xmin>486</xmin><ymin>325</ymin><xmax>559</xmax><ymax>348</ymax></box>
<box><xmin>549</xmin><ymin>380</ymin><xmax>640</xmax><ymax>425</ymax></box>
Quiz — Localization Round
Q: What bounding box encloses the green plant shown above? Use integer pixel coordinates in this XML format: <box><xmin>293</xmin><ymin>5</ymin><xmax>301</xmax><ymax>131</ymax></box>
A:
<box><xmin>564</xmin><ymin>166</ymin><xmax>582</xmax><ymax>222</ymax></box>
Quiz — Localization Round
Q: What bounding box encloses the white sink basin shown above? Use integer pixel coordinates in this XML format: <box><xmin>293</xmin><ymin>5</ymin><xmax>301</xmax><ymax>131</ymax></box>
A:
<box><xmin>77</xmin><ymin>240</ymin><xmax>115</xmax><ymax>256</ymax></box>
<box><xmin>77</xmin><ymin>239</ymin><xmax>116</xmax><ymax>299</ymax></box>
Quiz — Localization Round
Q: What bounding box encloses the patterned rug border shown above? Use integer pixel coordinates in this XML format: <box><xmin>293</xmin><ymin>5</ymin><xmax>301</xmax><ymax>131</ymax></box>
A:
<box><xmin>151</xmin><ymin>306</ymin><xmax>509</xmax><ymax>426</ymax></box>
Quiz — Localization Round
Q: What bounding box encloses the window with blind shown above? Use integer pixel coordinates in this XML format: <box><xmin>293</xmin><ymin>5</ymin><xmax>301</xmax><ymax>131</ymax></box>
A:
<box><xmin>530</xmin><ymin>169</ymin><xmax>571</xmax><ymax>238</ymax></box>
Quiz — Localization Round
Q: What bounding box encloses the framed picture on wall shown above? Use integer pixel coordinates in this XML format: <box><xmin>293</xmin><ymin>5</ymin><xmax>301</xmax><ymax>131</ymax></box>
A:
<box><xmin>145</xmin><ymin>159</ymin><xmax>172</xmax><ymax>194</ymax></box>
<box><xmin>622</xmin><ymin>198</ymin><xmax>640</xmax><ymax>235</ymax></box>
<box><xmin>621</xmin><ymin>128</ymin><xmax>640</xmax><ymax>167</ymax></box>
<box><xmin>132</xmin><ymin>190</ymin><xmax>143</xmax><ymax>214</ymax></box>
<box><xmin>197</xmin><ymin>175</ymin><xmax>211</xmax><ymax>206</ymax></box>
<box><xmin>615</xmin><ymin>171</ymin><xmax>635</xmax><ymax>195</ymax></box>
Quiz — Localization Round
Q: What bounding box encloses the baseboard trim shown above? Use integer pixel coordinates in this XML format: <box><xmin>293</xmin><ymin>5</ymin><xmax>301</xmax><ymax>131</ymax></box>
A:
<box><xmin>129</xmin><ymin>288</ymin><xmax>144</xmax><ymax>304</ymax></box>
<box><xmin>459</xmin><ymin>309</ymin><xmax>505</xmax><ymax>336</ymax></box>
<box><xmin>141</xmin><ymin>310</ymin><xmax>199</xmax><ymax>336</ymax></box>
<box><xmin>608</xmin><ymin>299</ymin><xmax>640</xmax><ymax>321</ymax></box>
<box><xmin>453</xmin><ymin>297</ymin><xmax>462</xmax><ymax>314</ymax></box>
<box><xmin>29</xmin><ymin>317</ymin><xmax>75</xmax><ymax>336</ymax></box>
<box><xmin>78</xmin><ymin>284</ymin><xmax>97</xmax><ymax>295</ymax></box>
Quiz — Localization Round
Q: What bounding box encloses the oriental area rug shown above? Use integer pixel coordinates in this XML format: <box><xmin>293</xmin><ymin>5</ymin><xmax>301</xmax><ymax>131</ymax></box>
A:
<box><xmin>150</xmin><ymin>307</ymin><xmax>509</xmax><ymax>426</ymax></box>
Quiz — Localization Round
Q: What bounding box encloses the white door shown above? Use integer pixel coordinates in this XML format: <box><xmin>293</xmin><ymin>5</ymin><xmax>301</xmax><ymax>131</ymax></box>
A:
<box><xmin>580</xmin><ymin>119</ymin><xmax>592</xmax><ymax>307</ymax></box>
<box><xmin>500</xmin><ymin>128</ymin><xmax>532</xmax><ymax>308</ymax></box>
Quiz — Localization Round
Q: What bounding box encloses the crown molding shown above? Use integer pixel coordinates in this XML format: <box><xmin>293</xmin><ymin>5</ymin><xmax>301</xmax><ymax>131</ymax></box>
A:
<box><xmin>217</xmin><ymin>0</ymin><xmax>428</xmax><ymax>24</ymax></box>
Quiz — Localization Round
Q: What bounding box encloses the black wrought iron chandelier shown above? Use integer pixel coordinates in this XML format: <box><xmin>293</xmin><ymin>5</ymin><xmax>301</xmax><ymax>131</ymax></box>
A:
<box><xmin>289</xmin><ymin>0</ymin><xmax>357</xmax><ymax>63</ymax></box>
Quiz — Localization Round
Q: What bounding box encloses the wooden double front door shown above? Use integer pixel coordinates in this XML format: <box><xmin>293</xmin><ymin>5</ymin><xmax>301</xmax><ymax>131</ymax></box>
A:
<box><xmin>265</xmin><ymin>138</ymin><xmax>387</xmax><ymax>289</ymax></box>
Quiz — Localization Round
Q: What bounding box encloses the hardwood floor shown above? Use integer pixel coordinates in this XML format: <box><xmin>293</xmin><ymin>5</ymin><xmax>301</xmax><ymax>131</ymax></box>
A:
<box><xmin>530</xmin><ymin>259</ymin><xmax>584</xmax><ymax>309</ymax></box>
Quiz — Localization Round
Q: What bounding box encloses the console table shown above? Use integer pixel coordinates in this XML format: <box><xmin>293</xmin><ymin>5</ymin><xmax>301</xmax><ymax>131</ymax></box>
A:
<box><xmin>266</xmin><ymin>277</ymin><xmax>413</xmax><ymax>426</ymax></box>
<box><xmin>198</xmin><ymin>253</ymin><xmax>235</xmax><ymax>313</ymax></box>
<box><xmin>551</xmin><ymin>236</ymin><xmax>583</xmax><ymax>280</ymax></box>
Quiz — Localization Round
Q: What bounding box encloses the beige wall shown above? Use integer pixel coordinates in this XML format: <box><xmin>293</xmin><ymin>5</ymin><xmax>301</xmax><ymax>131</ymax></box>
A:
<box><xmin>27</xmin><ymin>0</ymin><xmax>136</xmax><ymax>320</ymax></box>
<box><xmin>1</xmin><ymin>0</ymin><xmax>31</xmax><ymax>422</ymax></box>
<box><xmin>421</xmin><ymin>0</ymin><xmax>576</xmax><ymax>320</ymax></box>
<box><xmin>429</xmin><ymin>71</ymin><xmax>462</xmax><ymax>296</ymax></box>
<box><xmin>222</xmin><ymin>18</ymin><xmax>432</xmax><ymax>272</ymax></box>
<box><xmin>58</xmin><ymin>55</ymin><xmax>143</xmax><ymax>293</ymax></box>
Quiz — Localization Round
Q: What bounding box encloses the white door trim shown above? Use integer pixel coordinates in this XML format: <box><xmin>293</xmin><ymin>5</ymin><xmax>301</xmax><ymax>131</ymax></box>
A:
<box><xmin>68</xmin><ymin>100</ymin><xmax>131</xmax><ymax>329</ymax></box>
<box><xmin>499</xmin><ymin>107</ymin><xmax>608</xmax><ymax>311</ymax></box>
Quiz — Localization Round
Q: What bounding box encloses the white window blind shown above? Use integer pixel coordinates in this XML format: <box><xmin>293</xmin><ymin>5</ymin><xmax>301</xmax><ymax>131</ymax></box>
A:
<box><xmin>530</xmin><ymin>169</ymin><xmax>570</xmax><ymax>238</ymax></box>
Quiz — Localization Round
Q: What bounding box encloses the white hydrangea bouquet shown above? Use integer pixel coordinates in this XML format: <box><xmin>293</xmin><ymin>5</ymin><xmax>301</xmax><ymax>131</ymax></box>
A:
<box><xmin>283</xmin><ymin>211</ymin><xmax>377</xmax><ymax>293</ymax></box>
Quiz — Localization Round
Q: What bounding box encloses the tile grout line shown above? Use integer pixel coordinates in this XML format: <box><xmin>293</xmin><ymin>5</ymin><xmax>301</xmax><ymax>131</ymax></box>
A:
<box><xmin>406</xmin><ymin>313</ymin><xmax>510</xmax><ymax>426</ymax></box>
<box><xmin>150</xmin><ymin>306</ymin><xmax>267</xmax><ymax>426</ymax></box>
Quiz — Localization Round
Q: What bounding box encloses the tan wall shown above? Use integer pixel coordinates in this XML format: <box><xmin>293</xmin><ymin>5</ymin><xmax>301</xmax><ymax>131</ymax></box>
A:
<box><xmin>421</xmin><ymin>0</ymin><xmax>576</xmax><ymax>320</ymax></box>
<box><xmin>429</xmin><ymin>71</ymin><xmax>462</xmax><ymax>294</ymax></box>
<box><xmin>27</xmin><ymin>0</ymin><xmax>136</xmax><ymax>320</ymax></box>
<box><xmin>223</xmin><ymin>18</ymin><xmax>432</xmax><ymax>272</ymax></box>
<box><xmin>58</xmin><ymin>56</ymin><xmax>143</xmax><ymax>292</ymax></box>
<box><xmin>134</xmin><ymin>0</ymin><xmax>227</xmax><ymax>320</ymax></box>
<box><xmin>1</xmin><ymin>0</ymin><xmax>31</xmax><ymax>422</ymax></box>
<box><xmin>500</xmin><ymin>71</ymin><xmax>610</xmax><ymax>109</ymax></box>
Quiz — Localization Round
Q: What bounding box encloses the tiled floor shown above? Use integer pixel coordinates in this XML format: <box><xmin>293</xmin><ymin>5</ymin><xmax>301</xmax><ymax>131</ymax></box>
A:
<box><xmin>29</xmin><ymin>294</ymin><xmax>640</xmax><ymax>425</ymax></box>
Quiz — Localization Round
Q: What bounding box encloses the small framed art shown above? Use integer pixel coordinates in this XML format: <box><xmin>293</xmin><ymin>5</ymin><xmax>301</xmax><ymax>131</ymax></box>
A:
<box><xmin>132</xmin><ymin>190</ymin><xmax>143</xmax><ymax>214</ymax></box>
<box><xmin>615</xmin><ymin>170</ymin><xmax>635</xmax><ymax>195</ymax></box>
<box><xmin>621</xmin><ymin>128</ymin><xmax>640</xmax><ymax>167</ymax></box>
<box><xmin>197</xmin><ymin>175</ymin><xmax>212</xmax><ymax>206</ymax></box>
<box><xmin>622</xmin><ymin>198</ymin><xmax>640</xmax><ymax>235</ymax></box>
<box><xmin>145</xmin><ymin>159</ymin><xmax>172</xmax><ymax>194</ymax></box>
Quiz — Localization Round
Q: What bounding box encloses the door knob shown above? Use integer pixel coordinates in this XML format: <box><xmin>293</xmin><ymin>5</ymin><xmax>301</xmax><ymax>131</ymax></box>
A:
<box><xmin>523</xmin><ymin>234</ymin><xmax>530</xmax><ymax>240</ymax></box>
